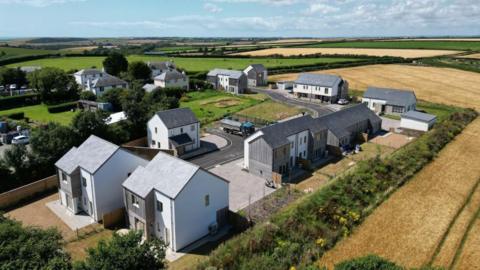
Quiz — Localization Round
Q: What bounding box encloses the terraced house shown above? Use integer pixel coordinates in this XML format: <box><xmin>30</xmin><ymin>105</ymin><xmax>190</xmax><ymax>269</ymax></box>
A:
<box><xmin>122</xmin><ymin>152</ymin><xmax>229</xmax><ymax>251</ymax></box>
<box><xmin>206</xmin><ymin>68</ymin><xmax>248</xmax><ymax>94</ymax></box>
<box><xmin>55</xmin><ymin>135</ymin><xmax>148</xmax><ymax>222</ymax></box>
<box><xmin>293</xmin><ymin>73</ymin><xmax>349</xmax><ymax>103</ymax></box>
<box><xmin>362</xmin><ymin>86</ymin><xmax>417</xmax><ymax>115</ymax></box>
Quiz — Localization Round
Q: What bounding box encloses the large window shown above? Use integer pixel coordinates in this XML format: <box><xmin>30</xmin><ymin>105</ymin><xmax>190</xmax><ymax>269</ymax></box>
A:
<box><xmin>324</xmin><ymin>88</ymin><xmax>329</xmax><ymax>94</ymax></box>
<box><xmin>156</xmin><ymin>200</ymin><xmax>163</xmax><ymax>212</ymax></box>
<box><xmin>392</xmin><ymin>106</ymin><xmax>404</xmax><ymax>113</ymax></box>
<box><xmin>131</xmin><ymin>194</ymin><xmax>139</xmax><ymax>208</ymax></box>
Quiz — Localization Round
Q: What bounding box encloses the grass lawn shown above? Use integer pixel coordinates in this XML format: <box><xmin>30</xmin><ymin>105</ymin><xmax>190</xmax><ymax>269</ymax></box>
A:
<box><xmin>237</xmin><ymin>99</ymin><xmax>304</xmax><ymax>121</ymax></box>
<box><xmin>8</xmin><ymin>55</ymin><xmax>363</xmax><ymax>72</ymax></box>
<box><xmin>0</xmin><ymin>46</ymin><xmax>56</xmax><ymax>60</ymax></box>
<box><xmin>303</xmin><ymin>40</ymin><xmax>480</xmax><ymax>51</ymax></box>
<box><xmin>180</xmin><ymin>90</ymin><xmax>262</xmax><ymax>124</ymax></box>
<box><xmin>416</xmin><ymin>101</ymin><xmax>463</xmax><ymax>123</ymax></box>
<box><xmin>0</xmin><ymin>104</ymin><xmax>78</xmax><ymax>125</ymax></box>
<box><xmin>65</xmin><ymin>229</ymin><xmax>114</xmax><ymax>262</ymax></box>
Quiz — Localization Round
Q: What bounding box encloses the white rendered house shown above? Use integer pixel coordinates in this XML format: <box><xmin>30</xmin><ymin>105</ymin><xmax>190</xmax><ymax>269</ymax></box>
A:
<box><xmin>122</xmin><ymin>152</ymin><xmax>229</xmax><ymax>251</ymax></box>
<box><xmin>147</xmin><ymin>108</ymin><xmax>200</xmax><ymax>155</ymax></box>
<box><xmin>55</xmin><ymin>135</ymin><xmax>148</xmax><ymax>222</ymax></box>
<box><xmin>85</xmin><ymin>74</ymin><xmax>128</xmax><ymax>96</ymax></box>
<box><xmin>74</xmin><ymin>69</ymin><xmax>104</xmax><ymax>89</ymax></box>
<box><xmin>153</xmin><ymin>69</ymin><xmax>189</xmax><ymax>91</ymax></box>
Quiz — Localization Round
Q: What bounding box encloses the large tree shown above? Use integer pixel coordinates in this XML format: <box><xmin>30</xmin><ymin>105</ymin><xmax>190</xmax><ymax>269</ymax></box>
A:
<box><xmin>2</xmin><ymin>144</ymin><xmax>31</xmax><ymax>183</ymax></box>
<box><xmin>71</xmin><ymin>111</ymin><xmax>109</xmax><ymax>142</ymax></box>
<box><xmin>74</xmin><ymin>231</ymin><xmax>166</xmax><ymax>270</ymax></box>
<box><xmin>0</xmin><ymin>215</ymin><xmax>72</xmax><ymax>269</ymax></box>
<box><xmin>98</xmin><ymin>87</ymin><xmax>128</xmax><ymax>112</ymax></box>
<box><xmin>122</xmin><ymin>84</ymin><xmax>149</xmax><ymax>134</ymax></box>
<box><xmin>0</xmin><ymin>67</ymin><xmax>26</xmax><ymax>89</ymax></box>
<box><xmin>127</xmin><ymin>61</ymin><xmax>151</xmax><ymax>82</ymax></box>
<box><xmin>102</xmin><ymin>52</ymin><xmax>128</xmax><ymax>77</ymax></box>
<box><xmin>27</xmin><ymin>67</ymin><xmax>79</xmax><ymax>102</ymax></box>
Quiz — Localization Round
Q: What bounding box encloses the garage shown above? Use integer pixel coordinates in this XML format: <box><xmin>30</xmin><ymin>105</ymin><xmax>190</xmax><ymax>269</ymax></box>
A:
<box><xmin>400</xmin><ymin>111</ymin><xmax>437</xmax><ymax>131</ymax></box>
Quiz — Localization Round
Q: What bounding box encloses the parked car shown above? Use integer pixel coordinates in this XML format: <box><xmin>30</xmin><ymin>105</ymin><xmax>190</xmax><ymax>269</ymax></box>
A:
<box><xmin>338</xmin><ymin>99</ymin><xmax>349</xmax><ymax>105</ymax></box>
<box><xmin>11</xmin><ymin>135</ymin><xmax>29</xmax><ymax>145</ymax></box>
<box><xmin>9</xmin><ymin>84</ymin><xmax>17</xmax><ymax>91</ymax></box>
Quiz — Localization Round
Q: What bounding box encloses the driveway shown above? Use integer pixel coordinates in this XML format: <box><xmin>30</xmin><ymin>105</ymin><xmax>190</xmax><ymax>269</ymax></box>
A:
<box><xmin>251</xmin><ymin>87</ymin><xmax>334</xmax><ymax>117</ymax></box>
<box><xmin>0</xmin><ymin>143</ymin><xmax>12</xmax><ymax>158</ymax></box>
<box><xmin>381</xmin><ymin>116</ymin><xmax>401</xmax><ymax>132</ymax></box>
<box><xmin>209</xmin><ymin>158</ymin><xmax>275</xmax><ymax>212</ymax></box>
<box><xmin>188</xmin><ymin>129</ymin><xmax>244</xmax><ymax>169</ymax></box>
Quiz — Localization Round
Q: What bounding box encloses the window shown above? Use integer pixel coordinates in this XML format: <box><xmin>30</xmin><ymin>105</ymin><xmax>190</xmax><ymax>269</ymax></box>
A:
<box><xmin>325</xmin><ymin>88</ymin><xmax>329</xmax><ymax>94</ymax></box>
<box><xmin>127</xmin><ymin>172</ymin><xmax>132</xmax><ymax>177</ymax></box>
<box><xmin>157</xmin><ymin>142</ymin><xmax>161</xmax><ymax>148</ymax></box>
<box><xmin>304</xmin><ymin>136</ymin><xmax>307</xmax><ymax>143</ymax></box>
<box><xmin>204</xmin><ymin>195</ymin><xmax>210</xmax><ymax>207</ymax></box>
<box><xmin>290</xmin><ymin>142</ymin><xmax>294</xmax><ymax>149</ymax></box>
<box><xmin>304</xmin><ymin>150</ymin><xmax>306</xmax><ymax>157</ymax></box>
<box><xmin>191</xmin><ymin>125</ymin><xmax>195</xmax><ymax>131</ymax></box>
<box><xmin>155</xmin><ymin>127</ymin><xmax>158</xmax><ymax>134</ymax></box>
<box><xmin>61</xmin><ymin>172</ymin><xmax>67</xmax><ymax>182</ymax></box>
<box><xmin>392</xmin><ymin>106</ymin><xmax>404</xmax><ymax>113</ymax></box>
<box><xmin>82</xmin><ymin>177</ymin><xmax>87</xmax><ymax>187</ymax></box>
<box><xmin>152</xmin><ymin>140</ymin><xmax>156</xmax><ymax>146</ymax></box>
<box><xmin>180</xmin><ymin>127</ymin><xmax>183</xmax><ymax>133</ymax></box>
<box><xmin>131</xmin><ymin>194</ymin><xmax>139</xmax><ymax>208</ymax></box>
<box><xmin>156</xmin><ymin>200</ymin><xmax>163</xmax><ymax>212</ymax></box>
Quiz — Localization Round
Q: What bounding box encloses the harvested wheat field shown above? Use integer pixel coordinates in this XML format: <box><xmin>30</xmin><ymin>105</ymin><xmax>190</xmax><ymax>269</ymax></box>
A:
<box><xmin>271</xmin><ymin>64</ymin><xmax>480</xmax><ymax>110</ymax></box>
<box><xmin>234</xmin><ymin>48</ymin><xmax>461</xmax><ymax>58</ymax></box>
<box><xmin>454</xmin><ymin>216</ymin><xmax>480</xmax><ymax>270</ymax></box>
<box><xmin>458</xmin><ymin>53</ymin><xmax>480</xmax><ymax>59</ymax></box>
<box><xmin>318</xmin><ymin>118</ymin><xmax>480</xmax><ymax>269</ymax></box>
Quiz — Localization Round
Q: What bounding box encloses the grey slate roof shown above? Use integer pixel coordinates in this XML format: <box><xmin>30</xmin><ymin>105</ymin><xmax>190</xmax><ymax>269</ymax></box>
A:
<box><xmin>317</xmin><ymin>103</ymin><xmax>382</xmax><ymax>138</ymax></box>
<box><xmin>364</xmin><ymin>87</ymin><xmax>417</xmax><ymax>107</ymax></box>
<box><xmin>142</xmin><ymin>83</ymin><xmax>157</xmax><ymax>93</ymax></box>
<box><xmin>249</xmin><ymin>64</ymin><xmax>266</xmax><ymax>72</ymax></box>
<box><xmin>154</xmin><ymin>69</ymin><xmax>187</xmax><ymax>81</ymax></box>
<box><xmin>122</xmin><ymin>152</ymin><xmax>200</xmax><ymax>198</ymax></box>
<box><xmin>207</xmin><ymin>69</ymin><xmax>244</xmax><ymax>79</ymax></box>
<box><xmin>92</xmin><ymin>74</ymin><xmax>127</xmax><ymax>88</ymax></box>
<box><xmin>155</xmin><ymin>108</ymin><xmax>199</xmax><ymax>129</ymax></box>
<box><xmin>402</xmin><ymin>110</ymin><xmax>437</xmax><ymax>122</ymax></box>
<box><xmin>258</xmin><ymin>115</ymin><xmax>327</xmax><ymax>148</ymax></box>
<box><xmin>169</xmin><ymin>133</ymin><xmax>193</xmax><ymax>147</ymax></box>
<box><xmin>148</xmin><ymin>61</ymin><xmax>175</xmax><ymax>70</ymax></box>
<box><xmin>75</xmin><ymin>69</ymin><xmax>103</xmax><ymax>76</ymax></box>
<box><xmin>55</xmin><ymin>135</ymin><xmax>120</xmax><ymax>174</ymax></box>
<box><xmin>295</xmin><ymin>73</ymin><xmax>342</xmax><ymax>87</ymax></box>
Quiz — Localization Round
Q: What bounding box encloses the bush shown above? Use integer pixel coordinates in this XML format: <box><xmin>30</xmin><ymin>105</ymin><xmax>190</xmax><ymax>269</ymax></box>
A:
<box><xmin>0</xmin><ymin>93</ymin><xmax>41</xmax><ymax>110</ymax></box>
<box><xmin>334</xmin><ymin>255</ymin><xmax>402</xmax><ymax>270</ymax></box>
<box><xmin>4</xmin><ymin>112</ymin><xmax>24</xmax><ymax>120</ymax></box>
<box><xmin>47</xmin><ymin>101</ymin><xmax>77</xmax><ymax>113</ymax></box>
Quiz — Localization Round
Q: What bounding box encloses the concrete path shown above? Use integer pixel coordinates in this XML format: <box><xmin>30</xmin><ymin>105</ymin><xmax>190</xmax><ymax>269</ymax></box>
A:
<box><xmin>46</xmin><ymin>200</ymin><xmax>95</xmax><ymax>231</ymax></box>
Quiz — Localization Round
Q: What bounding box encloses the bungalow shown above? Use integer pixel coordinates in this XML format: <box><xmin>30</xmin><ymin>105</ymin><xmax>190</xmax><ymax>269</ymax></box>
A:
<box><xmin>293</xmin><ymin>73</ymin><xmax>349</xmax><ymax>103</ymax></box>
<box><xmin>400</xmin><ymin>111</ymin><xmax>437</xmax><ymax>131</ymax></box>
<box><xmin>206</xmin><ymin>69</ymin><xmax>247</xmax><ymax>94</ymax></box>
<box><xmin>55</xmin><ymin>135</ymin><xmax>148</xmax><ymax>222</ymax></box>
<box><xmin>243</xmin><ymin>64</ymin><xmax>268</xmax><ymax>87</ymax></box>
<box><xmin>147</xmin><ymin>61</ymin><xmax>176</xmax><ymax>78</ymax></box>
<box><xmin>74</xmin><ymin>69</ymin><xmax>104</xmax><ymax>89</ymax></box>
<box><xmin>85</xmin><ymin>74</ymin><xmax>128</xmax><ymax>96</ymax></box>
<box><xmin>154</xmin><ymin>69</ymin><xmax>189</xmax><ymax>91</ymax></box>
<box><xmin>362</xmin><ymin>86</ymin><xmax>417</xmax><ymax>115</ymax></box>
<box><xmin>122</xmin><ymin>152</ymin><xmax>229</xmax><ymax>251</ymax></box>
<box><xmin>147</xmin><ymin>108</ymin><xmax>200</xmax><ymax>155</ymax></box>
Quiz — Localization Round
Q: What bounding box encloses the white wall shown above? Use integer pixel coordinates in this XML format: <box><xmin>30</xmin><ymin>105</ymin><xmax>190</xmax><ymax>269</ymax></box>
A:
<box><xmin>362</xmin><ymin>98</ymin><xmax>386</xmax><ymax>111</ymax></box>
<box><xmin>172</xmin><ymin>170</ymin><xmax>229</xmax><ymax>251</ymax></box>
<box><xmin>218</xmin><ymin>74</ymin><xmax>230</xmax><ymax>90</ymax></box>
<box><xmin>154</xmin><ymin>77</ymin><xmax>189</xmax><ymax>90</ymax></box>
<box><xmin>154</xmin><ymin>191</ymin><xmax>174</xmax><ymax>246</ymax></box>
<box><xmin>293</xmin><ymin>83</ymin><xmax>338</xmax><ymax>97</ymax></box>
<box><xmin>244</xmin><ymin>131</ymin><xmax>264</xmax><ymax>169</ymax></box>
<box><xmin>148</xmin><ymin>115</ymin><xmax>200</xmax><ymax>151</ymax></box>
<box><xmin>286</xmin><ymin>130</ymin><xmax>309</xmax><ymax>166</ymax></box>
<box><xmin>75</xmin><ymin>73</ymin><xmax>103</xmax><ymax>89</ymax></box>
<box><xmin>400</xmin><ymin>118</ymin><xmax>433</xmax><ymax>131</ymax></box>
<box><xmin>92</xmin><ymin>149</ymin><xmax>149</xmax><ymax>221</ymax></box>
<box><xmin>80</xmin><ymin>168</ymin><xmax>95</xmax><ymax>218</ymax></box>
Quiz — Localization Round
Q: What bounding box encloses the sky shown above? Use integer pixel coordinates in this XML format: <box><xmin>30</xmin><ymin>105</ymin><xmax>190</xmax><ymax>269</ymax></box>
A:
<box><xmin>0</xmin><ymin>0</ymin><xmax>479</xmax><ymax>38</ymax></box>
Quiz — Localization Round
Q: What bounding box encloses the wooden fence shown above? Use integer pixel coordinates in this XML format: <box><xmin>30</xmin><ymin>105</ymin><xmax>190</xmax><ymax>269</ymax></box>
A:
<box><xmin>0</xmin><ymin>175</ymin><xmax>58</xmax><ymax>210</ymax></box>
<box><xmin>103</xmin><ymin>207</ymin><xmax>126</xmax><ymax>229</ymax></box>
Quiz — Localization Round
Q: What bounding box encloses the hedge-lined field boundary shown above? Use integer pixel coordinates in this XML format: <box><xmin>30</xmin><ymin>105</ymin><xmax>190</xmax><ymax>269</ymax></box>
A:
<box><xmin>199</xmin><ymin>108</ymin><xmax>478</xmax><ymax>270</ymax></box>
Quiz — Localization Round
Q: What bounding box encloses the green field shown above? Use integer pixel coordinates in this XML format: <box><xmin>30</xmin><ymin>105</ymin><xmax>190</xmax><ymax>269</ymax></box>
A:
<box><xmin>180</xmin><ymin>90</ymin><xmax>262</xmax><ymax>124</ymax></box>
<box><xmin>7</xmin><ymin>55</ymin><xmax>362</xmax><ymax>72</ymax></box>
<box><xmin>0</xmin><ymin>46</ymin><xmax>56</xmax><ymax>59</ymax></box>
<box><xmin>303</xmin><ymin>40</ymin><xmax>480</xmax><ymax>51</ymax></box>
<box><xmin>0</xmin><ymin>104</ymin><xmax>78</xmax><ymax>125</ymax></box>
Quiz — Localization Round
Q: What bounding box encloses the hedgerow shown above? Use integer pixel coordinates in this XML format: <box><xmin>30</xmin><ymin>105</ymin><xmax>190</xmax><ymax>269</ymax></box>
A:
<box><xmin>199</xmin><ymin>108</ymin><xmax>477</xmax><ymax>270</ymax></box>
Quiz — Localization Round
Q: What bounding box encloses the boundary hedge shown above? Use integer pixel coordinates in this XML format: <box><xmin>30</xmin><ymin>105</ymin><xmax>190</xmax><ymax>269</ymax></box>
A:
<box><xmin>0</xmin><ymin>93</ymin><xmax>40</xmax><ymax>110</ymax></box>
<box><xmin>199</xmin><ymin>108</ymin><xmax>478</xmax><ymax>270</ymax></box>
<box><xmin>47</xmin><ymin>101</ymin><xmax>77</xmax><ymax>113</ymax></box>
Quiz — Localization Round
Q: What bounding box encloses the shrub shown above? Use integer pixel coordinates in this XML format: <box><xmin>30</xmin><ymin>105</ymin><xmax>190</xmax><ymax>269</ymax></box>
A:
<box><xmin>47</xmin><ymin>101</ymin><xmax>77</xmax><ymax>113</ymax></box>
<box><xmin>4</xmin><ymin>112</ymin><xmax>24</xmax><ymax>120</ymax></box>
<box><xmin>334</xmin><ymin>255</ymin><xmax>402</xmax><ymax>270</ymax></box>
<box><xmin>0</xmin><ymin>93</ymin><xmax>40</xmax><ymax>110</ymax></box>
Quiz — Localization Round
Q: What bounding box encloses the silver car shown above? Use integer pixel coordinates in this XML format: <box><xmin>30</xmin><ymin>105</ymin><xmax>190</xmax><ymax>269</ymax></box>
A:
<box><xmin>12</xmin><ymin>135</ymin><xmax>29</xmax><ymax>145</ymax></box>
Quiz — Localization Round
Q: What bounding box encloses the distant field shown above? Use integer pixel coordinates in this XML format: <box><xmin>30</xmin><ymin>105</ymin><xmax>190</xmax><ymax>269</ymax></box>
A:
<box><xmin>0</xmin><ymin>46</ymin><xmax>56</xmax><ymax>59</ymax></box>
<box><xmin>234</xmin><ymin>48</ymin><xmax>461</xmax><ymax>58</ymax></box>
<box><xmin>459</xmin><ymin>53</ymin><xmax>480</xmax><ymax>59</ymax></box>
<box><xmin>319</xmin><ymin>118</ymin><xmax>480</xmax><ymax>269</ymax></box>
<box><xmin>271</xmin><ymin>64</ymin><xmax>480</xmax><ymax>110</ymax></box>
<box><xmin>302</xmin><ymin>40</ymin><xmax>480</xmax><ymax>51</ymax></box>
<box><xmin>60</xmin><ymin>46</ymin><xmax>98</xmax><ymax>53</ymax></box>
<box><xmin>0</xmin><ymin>104</ymin><xmax>77</xmax><ymax>125</ymax></box>
<box><xmin>8</xmin><ymin>55</ymin><xmax>361</xmax><ymax>72</ymax></box>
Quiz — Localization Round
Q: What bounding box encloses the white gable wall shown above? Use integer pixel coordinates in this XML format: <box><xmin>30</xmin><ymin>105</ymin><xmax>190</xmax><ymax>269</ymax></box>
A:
<box><xmin>148</xmin><ymin>115</ymin><xmax>169</xmax><ymax>149</ymax></box>
<box><xmin>154</xmin><ymin>191</ymin><xmax>174</xmax><ymax>247</ymax></box>
<box><xmin>243</xmin><ymin>131</ymin><xmax>264</xmax><ymax>169</ymax></box>
<box><xmin>92</xmin><ymin>149</ymin><xmax>148</xmax><ymax>221</ymax></box>
<box><xmin>172</xmin><ymin>170</ymin><xmax>229</xmax><ymax>251</ymax></box>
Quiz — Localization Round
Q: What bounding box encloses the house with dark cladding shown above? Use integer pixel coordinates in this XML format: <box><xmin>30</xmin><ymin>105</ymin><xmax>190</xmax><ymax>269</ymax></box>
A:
<box><xmin>206</xmin><ymin>68</ymin><xmax>248</xmax><ymax>94</ymax></box>
<box><xmin>243</xmin><ymin>64</ymin><xmax>268</xmax><ymax>87</ymax></box>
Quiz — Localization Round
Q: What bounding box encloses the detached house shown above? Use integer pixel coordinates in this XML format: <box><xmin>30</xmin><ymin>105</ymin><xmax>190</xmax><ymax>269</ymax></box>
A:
<box><xmin>154</xmin><ymin>69</ymin><xmax>189</xmax><ymax>91</ymax></box>
<box><xmin>74</xmin><ymin>69</ymin><xmax>104</xmax><ymax>89</ymax></box>
<box><xmin>122</xmin><ymin>152</ymin><xmax>229</xmax><ymax>251</ymax></box>
<box><xmin>362</xmin><ymin>86</ymin><xmax>417</xmax><ymax>115</ymax></box>
<box><xmin>55</xmin><ymin>135</ymin><xmax>148</xmax><ymax>222</ymax></box>
<box><xmin>206</xmin><ymin>69</ymin><xmax>247</xmax><ymax>94</ymax></box>
<box><xmin>243</xmin><ymin>64</ymin><xmax>268</xmax><ymax>87</ymax></box>
<box><xmin>244</xmin><ymin>115</ymin><xmax>328</xmax><ymax>181</ymax></box>
<box><xmin>293</xmin><ymin>73</ymin><xmax>349</xmax><ymax>103</ymax></box>
<box><xmin>85</xmin><ymin>74</ymin><xmax>128</xmax><ymax>96</ymax></box>
<box><xmin>148</xmin><ymin>61</ymin><xmax>176</xmax><ymax>78</ymax></box>
<box><xmin>147</xmin><ymin>108</ymin><xmax>200</xmax><ymax>155</ymax></box>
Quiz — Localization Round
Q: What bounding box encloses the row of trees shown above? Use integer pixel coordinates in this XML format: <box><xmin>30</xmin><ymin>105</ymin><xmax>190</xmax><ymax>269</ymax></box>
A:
<box><xmin>102</xmin><ymin>52</ymin><xmax>152</xmax><ymax>83</ymax></box>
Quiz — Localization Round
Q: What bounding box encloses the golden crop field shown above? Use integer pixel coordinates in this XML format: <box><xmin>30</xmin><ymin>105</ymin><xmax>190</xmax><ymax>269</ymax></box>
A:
<box><xmin>318</xmin><ymin>118</ymin><xmax>480</xmax><ymax>269</ymax></box>
<box><xmin>458</xmin><ymin>53</ymin><xmax>480</xmax><ymax>59</ymax></box>
<box><xmin>234</xmin><ymin>48</ymin><xmax>462</xmax><ymax>58</ymax></box>
<box><xmin>270</xmin><ymin>64</ymin><xmax>480</xmax><ymax>110</ymax></box>
<box><xmin>259</xmin><ymin>39</ymin><xmax>323</xmax><ymax>44</ymax></box>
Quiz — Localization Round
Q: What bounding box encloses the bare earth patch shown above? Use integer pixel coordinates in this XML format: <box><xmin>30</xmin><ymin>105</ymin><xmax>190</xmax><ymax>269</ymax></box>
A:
<box><xmin>270</xmin><ymin>64</ymin><xmax>480</xmax><ymax>110</ymax></box>
<box><xmin>318</xmin><ymin>118</ymin><xmax>480</xmax><ymax>269</ymax></box>
<box><xmin>200</xmin><ymin>97</ymin><xmax>242</xmax><ymax>108</ymax></box>
<box><xmin>234</xmin><ymin>48</ymin><xmax>462</xmax><ymax>58</ymax></box>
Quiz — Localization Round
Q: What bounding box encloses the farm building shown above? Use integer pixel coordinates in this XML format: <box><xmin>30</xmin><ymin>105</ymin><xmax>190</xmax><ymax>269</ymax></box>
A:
<box><xmin>400</xmin><ymin>111</ymin><xmax>437</xmax><ymax>131</ymax></box>
<box><xmin>147</xmin><ymin>108</ymin><xmax>200</xmax><ymax>155</ymax></box>
<box><xmin>362</xmin><ymin>86</ymin><xmax>417</xmax><ymax>115</ymax></box>
<box><xmin>206</xmin><ymin>68</ymin><xmax>248</xmax><ymax>94</ymax></box>
<box><xmin>293</xmin><ymin>73</ymin><xmax>349</xmax><ymax>104</ymax></box>
<box><xmin>243</xmin><ymin>64</ymin><xmax>268</xmax><ymax>87</ymax></box>
<box><xmin>55</xmin><ymin>135</ymin><xmax>148</xmax><ymax>222</ymax></box>
<box><xmin>122</xmin><ymin>152</ymin><xmax>229</xmax><ymax>251</ymax></box>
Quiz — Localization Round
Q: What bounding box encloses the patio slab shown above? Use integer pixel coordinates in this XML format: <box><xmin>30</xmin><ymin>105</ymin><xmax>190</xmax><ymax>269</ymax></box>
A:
<box><xmin>46</xmin><ymin>200</ymin><xmax>95</xmax><ymax>231</ymax></box>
